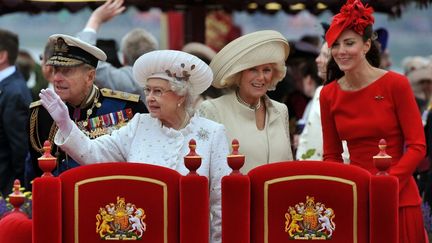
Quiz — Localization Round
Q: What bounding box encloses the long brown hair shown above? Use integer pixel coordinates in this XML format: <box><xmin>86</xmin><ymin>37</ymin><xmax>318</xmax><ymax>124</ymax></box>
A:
<box><xmin>325</xmin><ymin>26</ymin><xmax>381</xmax><ymax>84</ymax></box>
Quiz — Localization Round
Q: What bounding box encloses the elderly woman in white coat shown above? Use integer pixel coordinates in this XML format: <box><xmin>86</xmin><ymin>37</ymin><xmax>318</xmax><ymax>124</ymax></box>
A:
<box><xmin>39</xmin><ymin>50</ymin><xmax>230</xmax><ymax>243</ymax></box>
<box><xmin>198</xmin><ymin>30</ymin><xmax>293</xmax><ymax>173</ymax></box>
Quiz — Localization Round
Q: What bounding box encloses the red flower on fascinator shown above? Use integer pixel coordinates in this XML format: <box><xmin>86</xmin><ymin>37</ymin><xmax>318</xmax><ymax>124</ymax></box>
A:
<box><xmin>325</xmin><ymin>0</ymin><xmax>375</xmax><ymax>47</ymax></box>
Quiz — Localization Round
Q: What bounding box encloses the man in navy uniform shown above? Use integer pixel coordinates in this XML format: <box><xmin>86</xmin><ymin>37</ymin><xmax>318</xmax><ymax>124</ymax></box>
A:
<box><xmin>27</xmin><ymin>34</ymin><xmax>147</xmax><ymax>184</ymax></box>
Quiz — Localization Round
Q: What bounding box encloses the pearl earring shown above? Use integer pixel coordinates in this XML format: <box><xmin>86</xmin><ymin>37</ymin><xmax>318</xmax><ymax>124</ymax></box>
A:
<box><xmin>178</xmin><ymin>103</ymin><xmax>181</xmax><ymax>107</ymax></box>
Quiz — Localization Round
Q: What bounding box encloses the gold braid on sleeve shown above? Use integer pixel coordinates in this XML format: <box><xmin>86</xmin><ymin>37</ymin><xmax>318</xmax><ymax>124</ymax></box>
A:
<box><xmin>29</xmin><ymin>107</ymin><xmax>58</xmax><ymax>154</ymax></box>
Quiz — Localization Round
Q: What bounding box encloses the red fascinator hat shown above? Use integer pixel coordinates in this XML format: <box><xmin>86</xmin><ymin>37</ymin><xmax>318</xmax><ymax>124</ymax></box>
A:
<box><xmin>325</xmin><ymin>0</ymin><xmax>375</xmax><ymax>47</ymax></box>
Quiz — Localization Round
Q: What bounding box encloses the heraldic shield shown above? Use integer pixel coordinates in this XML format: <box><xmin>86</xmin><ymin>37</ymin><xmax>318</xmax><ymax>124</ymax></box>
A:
<box><xmin>222</xmin><ymin>160</ymin><xmax>398</xmax><ymax>243</ymax></box>
<box><xmin>30</xmin><ymin>159</ymin><xmax>209</xmax><ymax>243</ymax></box>
<box><xmin>95</xmin><ymin>196</ymin><xmax>147</xmax><ymax>240</ymax></box>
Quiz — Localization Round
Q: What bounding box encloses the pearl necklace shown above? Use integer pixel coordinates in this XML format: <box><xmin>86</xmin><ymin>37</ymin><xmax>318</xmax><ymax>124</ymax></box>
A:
<box><xmin>236</xmin><ymin>91</ymin><xmax>261</xmax><ymax>110</ymax></box>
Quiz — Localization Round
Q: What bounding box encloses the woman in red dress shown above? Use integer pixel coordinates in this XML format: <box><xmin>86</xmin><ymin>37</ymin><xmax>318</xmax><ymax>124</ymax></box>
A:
<box><xmin>320</xmin><ymin>0</ymin><xmax>428</xmax><ymax>242</ymax></box>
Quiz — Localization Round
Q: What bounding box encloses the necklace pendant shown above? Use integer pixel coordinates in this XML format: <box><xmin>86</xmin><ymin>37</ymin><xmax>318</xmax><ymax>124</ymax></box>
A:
<box><xmin>95</xmin><ymin>102</ymin><xmax>101</xmax><ymax>108</ymax></box>
<box><xmin>236</xmin><ymin>91</ymin><xmax>261</xmax><ymax>110</ymax></box>
<box><xmin>83</xmin><ymin>121</ymin><xmax>88</xmax><ymax>127</ymax></box>
<box><xmin>87</xmin><ymin>109</ymin><xmax>92</xmax><ymax>116</ymax></box>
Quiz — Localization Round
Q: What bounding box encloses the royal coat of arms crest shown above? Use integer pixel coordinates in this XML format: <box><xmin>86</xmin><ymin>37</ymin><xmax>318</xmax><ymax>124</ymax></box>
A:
<box><xmin>96</xmin><ymin>196</ymin><xmax>146</xmax><ymax>240</ymax></box>
<box><xmin>284</xmin><ymin>196</ymin><xmax>335</xmax><ymax>240</ymax></box>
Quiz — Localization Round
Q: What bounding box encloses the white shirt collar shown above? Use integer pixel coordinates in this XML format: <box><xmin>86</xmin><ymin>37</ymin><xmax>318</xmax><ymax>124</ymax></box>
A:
<box><xmin>0</xmin><ymin>66</ymin><xmax>16</xmax><ymax>83</ymax></box>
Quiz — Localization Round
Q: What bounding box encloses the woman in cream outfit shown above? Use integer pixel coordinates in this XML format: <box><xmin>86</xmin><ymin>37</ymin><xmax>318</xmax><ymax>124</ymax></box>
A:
<box><xmin>198</xmin><ymin>30</ymin><xmax>293</xmax><ymax>173</ymax></box>
<box><xmin>39</xmin><ymin>50</ymin><xmax>230</xmax><ymax>243</ymax></box>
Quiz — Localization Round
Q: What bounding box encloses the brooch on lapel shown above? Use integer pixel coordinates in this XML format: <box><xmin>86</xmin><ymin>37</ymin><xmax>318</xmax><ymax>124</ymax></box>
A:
<box><xmin>196</xmin><ymin>127</ymin><xmax>210</xmax><ymax>141</ymax></box>
<box><xmin>374</xmin><ymin>95</ymin><xmax>384</xmax><ymax>100</ymax></box>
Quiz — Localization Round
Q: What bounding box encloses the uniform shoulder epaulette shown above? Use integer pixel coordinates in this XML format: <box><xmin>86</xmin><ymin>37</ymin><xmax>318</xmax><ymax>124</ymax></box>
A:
<box><xmin>29</xmin><ymin>100</ymin><xmax>42</xmax><ymax>109</ymax></box>
<box><xmin>100</xmin><ymin>88</ymin><xmax>140</xmax><ymax>103</ymax></box>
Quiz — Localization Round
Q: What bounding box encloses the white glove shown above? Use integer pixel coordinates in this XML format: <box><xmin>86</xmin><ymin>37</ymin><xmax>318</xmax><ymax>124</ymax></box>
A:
<box><xmin>39</xmin><ymin>89</ymin><xmax>74</xmax><ymax>136</ymax></box>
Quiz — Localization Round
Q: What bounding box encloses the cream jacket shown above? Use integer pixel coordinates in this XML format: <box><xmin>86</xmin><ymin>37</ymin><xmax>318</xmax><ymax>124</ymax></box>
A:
<box><xmin>198</xmin><ymin>91</ymin><xmax>293</xmax><ymax>173</ymax></box>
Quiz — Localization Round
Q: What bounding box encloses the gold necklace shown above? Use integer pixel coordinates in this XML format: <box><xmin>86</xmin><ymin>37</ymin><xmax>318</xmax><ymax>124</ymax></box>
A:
<box><xmin>236</xmin><ymin>91</ymin><xmax>261</xmax><ymax>110</ymax></box>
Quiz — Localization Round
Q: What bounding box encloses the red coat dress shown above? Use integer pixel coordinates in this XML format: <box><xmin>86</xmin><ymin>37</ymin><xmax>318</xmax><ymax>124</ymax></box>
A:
<box><xmin>320</xmin><ymin>71</ymin><xmax>425</xmax><ymax>207</ymax></box>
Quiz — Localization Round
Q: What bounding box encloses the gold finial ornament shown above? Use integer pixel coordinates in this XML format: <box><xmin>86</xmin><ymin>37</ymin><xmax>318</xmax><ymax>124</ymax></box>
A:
<box><xmin>373</xmin><ymin>138</ymin><xmax>392</xmax><ymax>175</ymax></box>
<box><xmin>184</xmin><ymin>139</ymin><xmax>202</xmax><ymax>174</ymax></box>
<box><xmin>38</xmin><ymin>140</ymin><xmax>58</xmax><ymax>177</ymax></box>
<box><xmin>227</xmin><ymin>139</ymin><xmax>245</xmax><ymax>175</ymax></box>
<box><xmin>8</xmin><ymin>179</ymin><xmax>26</xmax><ymax>213</ymax></box>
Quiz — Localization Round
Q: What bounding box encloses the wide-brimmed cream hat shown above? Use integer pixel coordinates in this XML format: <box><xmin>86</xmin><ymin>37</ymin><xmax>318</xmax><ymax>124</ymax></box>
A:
<box><xmin>210</xmin><ymin>30</ymin><xmax>289</xmax><ymax>89</ymax></box>
<box><xmin>133</xmin><ymin>50</ymin><xmax>213</xmax><ymax>97</ymax></box>
<box><xmin>46</xmin><ymin>34</ymin><xmax>106</xmax><ymax>67</ymax></box>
